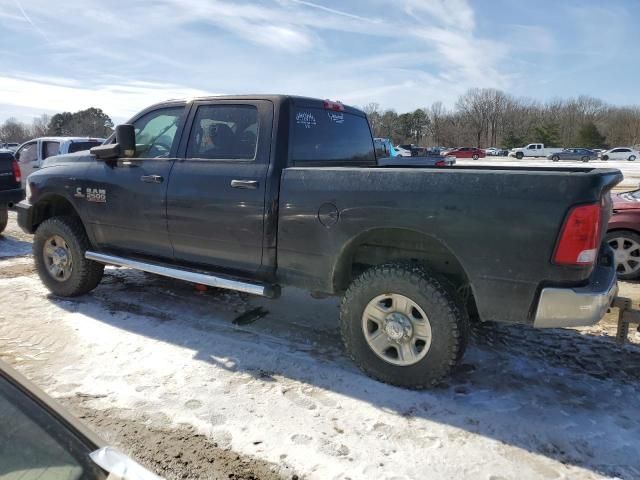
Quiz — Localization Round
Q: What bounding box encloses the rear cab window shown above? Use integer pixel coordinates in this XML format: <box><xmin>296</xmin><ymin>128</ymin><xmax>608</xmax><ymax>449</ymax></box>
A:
<box><xmin>68</xmin><ymin>141</ymin><xmax>101</xmax><ymax>154</ymax></box>
<box><xmin>290</xmin><ymin>101</ymin><xmax>375</xmax><ymax>167</ymax></box>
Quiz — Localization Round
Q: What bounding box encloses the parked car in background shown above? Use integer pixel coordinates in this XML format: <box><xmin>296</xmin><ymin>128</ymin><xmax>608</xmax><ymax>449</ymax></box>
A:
<box><xmin>548</xmin><ymin>148</ymin><xmax>597</xmax><ymax>162</ymax></box>
<box><xmin>484</xmin><ymin>147</ymin><xmax>500</xmax><ymax>156</ymax></box>
<box><xmin>509</xmin><ymin>143</ymin><xmax>563</xmax><ymax>159</ymax></box>
<box><xmin>444</xmin><ymin>147</ymin><xmax>485</xmax><ymax>159</ymax></box>
<box><xmin>0</xmin><ymin>149</ymin><xmax>23</xmax><ymax>233</ymax></box>
<box><xmin>601</xmin><ymin>147</ymin><xmax>638</xmax><ymax>161</ymax></box>
<box><xmin>15</xmin><ymin>137</ymin><xmax>105</xmax><ymax>184</ymax></box>
<box><xmin>394</xmin><ymin>145</ymin><xmax>412</xmax><ymax>157</ymax></box>
<box><xmin>0</xmin><ymin>359</ymin><xmax>156</xmax><ymax>479</ymax></box>
<box><xmin>374</xmin><ymin>138</ymin><xmax>400</xmax><ymax>158</ymax></box>
<box><xmin>496</xmin><ymin>148</ymin><xmax>510</xmax><ymax>156</ymax></box>
<box><xmin>606</xmin><ymin>188</ymin><xmax>640</xmax><ymax>279</ymax></box>
<box><xmin>1</xmin><ymin>142</ymin><xmax>19</xmax><ymax>151</ymax></box>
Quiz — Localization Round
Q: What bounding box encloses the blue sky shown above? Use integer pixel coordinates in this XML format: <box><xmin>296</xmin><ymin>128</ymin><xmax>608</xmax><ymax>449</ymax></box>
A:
<box><xmin>0</xmin><ymin>0</ymin><xmax>638</xmax><ymax>123</ymax></box>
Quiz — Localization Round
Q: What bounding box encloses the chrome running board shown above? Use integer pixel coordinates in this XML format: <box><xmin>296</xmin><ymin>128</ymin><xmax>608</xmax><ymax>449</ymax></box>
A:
<box><xmin>85</xmin><ymin>251</ymin><xmax>278</xmax><ymax>298</ymax></box>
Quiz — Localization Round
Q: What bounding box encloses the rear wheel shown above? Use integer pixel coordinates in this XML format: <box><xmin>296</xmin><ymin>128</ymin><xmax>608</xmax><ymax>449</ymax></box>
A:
<box><xmin>551</xmin><ymin>155</ymin><xmax>559</xmax><ymax>162</ymax></box>
<box><xmin>0</xmin><ymin>205</ymin><xmax>7</xmax><ymax>234</ymax></box>
<box><xmin>33</xmin><ymin>216</ymin><xmax>104</xmax><ymax>296</ymax></box>
<box><xmin>340</xmin><ymin>263</ymin><xmax>468</xmax><ymax>389</ymax></box>
<box><xmin>629</xmin><ymin>155</ymin><xmax>636</xmax><ymax>162</ymax></box>
<box><xmin>606</xmin><ymin>230</ymin><xmax>640</xmax><ymax>280</ymax></box>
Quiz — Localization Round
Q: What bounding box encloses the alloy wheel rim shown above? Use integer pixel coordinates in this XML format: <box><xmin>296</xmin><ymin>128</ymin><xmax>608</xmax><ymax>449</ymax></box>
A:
<box><xmin>43</xmin><ymin>235</ymin><xmax>73</xmax><ymax>282</ymax></box>
<box><xmin>362</xmin><ymin>293</ymin><xmax>432</xmax><ymax>366</ymax></box>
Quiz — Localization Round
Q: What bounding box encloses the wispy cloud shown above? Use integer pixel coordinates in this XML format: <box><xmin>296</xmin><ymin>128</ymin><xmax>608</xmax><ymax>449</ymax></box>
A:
<box><xmin>12</xmin><ymin>0</ymin><xmax>51</xmax><ymax>43</ymax></box>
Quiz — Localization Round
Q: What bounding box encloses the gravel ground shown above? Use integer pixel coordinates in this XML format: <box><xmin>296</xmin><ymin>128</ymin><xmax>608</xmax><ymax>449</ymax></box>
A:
<box><xmin>1</xmin><ymin>199</ymin><xmax>640</xmax><ymax>480</ymax></box>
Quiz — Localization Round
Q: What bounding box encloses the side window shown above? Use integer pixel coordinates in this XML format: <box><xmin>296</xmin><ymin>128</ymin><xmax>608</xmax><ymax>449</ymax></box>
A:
<box><xmin>186</xmin><ymin>105</ymin><xmax>258</xmax><ymax>160</ymax></box>
<box><xmin>132</xmin><ymin>107</ymin><xmax>184</xmax><ymax>158</ymax></box>
<box><xmin>17</xmin><ymin>142</ymin><xmax>38</xmax><ymax>164</ymax></box>
<box><xmin>291</xmin><ymin>106</ymin><xmax>375</xmax><ymax>166</ymax></box>
<box><xmin>43</xmin><ymin>141</ymin><xmax>60</xmax><ymax>159</ymax></box>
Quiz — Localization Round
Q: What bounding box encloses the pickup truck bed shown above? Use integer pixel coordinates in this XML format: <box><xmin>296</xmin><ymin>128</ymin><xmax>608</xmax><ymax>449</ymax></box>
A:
<box><xmin>278</xmin><ymin>165</ymin><xmax>621</xmax><ymax>325</ymax></box>
<box><xmin>16</xmin><ymin>95</ymin><xmax>623</xmax><ymax>388</ymax></box>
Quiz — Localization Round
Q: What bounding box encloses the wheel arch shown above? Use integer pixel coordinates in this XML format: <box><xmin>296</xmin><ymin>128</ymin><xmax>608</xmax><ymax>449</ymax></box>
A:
<box><xmin>29</xmin><ymin>193</ymin><xmax>85</xmax><ymax>232</ymax></box>
<box><xmin>332</xmin><ymin>227</ymin><xmax>479</xmax><ymax>318</ymax></box>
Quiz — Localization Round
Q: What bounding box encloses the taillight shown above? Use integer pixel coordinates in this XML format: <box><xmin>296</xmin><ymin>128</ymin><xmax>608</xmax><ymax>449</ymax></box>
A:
<box><xmin>323</xmin><ymin>99</ymin><xmax>344</xmax><ymax>111</ymax></box>
<box><xmin>554</xmin><ymin>203</ymin><xmax>601</xmax><ymax>265</ymax></box>
<box><xmin>11</xmin><ymin>159</ymin><xmax>21</xmax><ymax>183</ymax></box>
<box><xmin>435</xmin><ymin>160</ymin><xmax>445</xmax><ymax>167</ymax></box>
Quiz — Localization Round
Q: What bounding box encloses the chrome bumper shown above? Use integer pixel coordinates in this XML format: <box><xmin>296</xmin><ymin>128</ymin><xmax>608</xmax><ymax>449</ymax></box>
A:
<box><xmin>533</xmin><ymin>263</ymin><xmax>618</xmax><ymax>328</ymax></box>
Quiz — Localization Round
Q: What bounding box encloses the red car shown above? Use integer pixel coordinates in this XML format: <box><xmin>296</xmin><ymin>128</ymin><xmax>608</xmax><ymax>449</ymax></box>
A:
<box><xmin>606</xmin><ymin>189</ymin><xmax>640</xmax><ymax>279</ymax></box>
<box><xmin>444</xmin><ymin>147</ymin><xmax>486</xmax><ymax>160</ymax></box>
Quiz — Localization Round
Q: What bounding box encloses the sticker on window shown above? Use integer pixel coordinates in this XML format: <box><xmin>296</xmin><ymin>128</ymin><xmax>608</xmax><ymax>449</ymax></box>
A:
<box><xmin>296</xmin><ymin>111</ymin><xmax>317</xmax><ymax>129</ymax></box>
<box><xmin>327</xmin><ymin>111</ymin><xmax>344</xmax><ymax>124</ymax></box>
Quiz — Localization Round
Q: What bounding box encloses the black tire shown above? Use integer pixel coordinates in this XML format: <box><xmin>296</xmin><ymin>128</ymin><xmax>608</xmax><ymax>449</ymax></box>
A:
<box><xmin>629</xmin><ymin>155</ymin><xmax>636</xmax><ymax>162</ymax></box>
<box><xmin>551</xmin><ymin>155</ymin><xmax>559</xmax><ymax>162</ymax></box>
<box><xmin>515</xmin><ymin>152</ymin><xmax>524</xmax><ymax>160</ymax></box>
<box><xmin>472</xmin><ymin>154</ymin><xmax>479</xmax><ymax>160</ymax></box>
<box><xmin>602</xmin><ymin>155</ymin><xmax>609</xmax><ymax>161</ymax></box>
<box><xmin>33</xmin><ymin>216</ymin><xmax>104</xmax><ymax>296</ymax></box>
<box><xmin>605</xmin><ymin>230</ymin><xmax>640</xmax><ymax>280</ymax></box>
<box><xmin>0</xmin><ymin>205</ymin><xmax>7</xmax><ymax>234</ymax></box>
<box><xmin>581</xmin><ymin>156</ymin><xmax>589</xmax><ymax>162</ymax></box>
<box><xmin>340</xmin><ymin>263</ymin><xmax>468</xmax><ymax>389</ymax></box>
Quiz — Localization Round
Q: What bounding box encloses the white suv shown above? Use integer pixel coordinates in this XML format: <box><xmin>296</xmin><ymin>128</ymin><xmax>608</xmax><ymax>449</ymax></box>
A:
<box><xmin>601</xmin><ymin>147</ymin><xmax>638</xmax><ymax>161</ymax></box>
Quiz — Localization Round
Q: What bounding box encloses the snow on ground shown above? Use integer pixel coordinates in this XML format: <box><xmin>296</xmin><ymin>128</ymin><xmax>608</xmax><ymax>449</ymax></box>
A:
<box><xmin>1</xmin><ymin>212</ymin><xmax>640</xmax><ymax>480</ymax></box>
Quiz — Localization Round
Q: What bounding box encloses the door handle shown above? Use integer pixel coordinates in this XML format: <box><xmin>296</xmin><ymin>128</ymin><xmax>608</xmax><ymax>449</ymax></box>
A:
<box><xmin>231</xmin><ymin>179</ymin><xmax>258</xmax><ymax>189</ymax></box>
<box><xmin>140</xmin><ymin>174</ymin><xmax>164</xmax><ymax>183</ymax></box>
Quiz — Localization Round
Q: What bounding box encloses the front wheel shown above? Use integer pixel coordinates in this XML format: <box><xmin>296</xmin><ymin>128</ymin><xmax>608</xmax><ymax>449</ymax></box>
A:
<box><xmin>515</xmin><ymin>152</ymin><xmax>524</xmax><ymax>160</ymax></box>
<box><xmin>629</xmin><ymin>155</ymin><xmax>636</xmax><ymax>162</ymax></box>
<box><xmin>340</xmin><ymin>263</ymin><xmax>468</xmax><ymax>389</ymax></box>
<box><xmin>581</xmin><ymin>156</ymin><xmax>589</xmax><ymax>162</ymax></box>
<box><xmin>602</xmin><ymin>155</ymin><xmax>609</xmax><ymax>161</ymax></box>
<box><xmin>472</xmin><ymin>154</ymin><xmax>479</xmax><ymax>160</ymax></box>
<box><xmin>0</xmin><ymin>205</ymin><xmax>7</xmax><ymax>234</ymax></box>
<box><xmin>551</xmin><ymin>155</ymin><xmax>559</xmax><ymax>162</ymax></box>
<box><xmin>33</xmin><ymin>216</ymin><xmax>104</xmax><ymax>296</ymax></box>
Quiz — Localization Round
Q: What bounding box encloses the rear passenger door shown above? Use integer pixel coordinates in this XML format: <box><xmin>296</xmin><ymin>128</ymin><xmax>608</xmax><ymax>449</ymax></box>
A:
<box><xmin>167</xmin><ymin>100</ymin><xmax>273</xmax><ymax>274</ymax></box>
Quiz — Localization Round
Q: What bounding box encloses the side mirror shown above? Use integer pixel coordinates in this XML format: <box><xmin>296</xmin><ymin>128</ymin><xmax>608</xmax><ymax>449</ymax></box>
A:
<box><xmin>116</xmin><ymin>124</ymin><xmax>135</xmax><ymax>157</ymax></box>
<box><xmin>89</xmin><ymin>124</ymin><xmax>136</xmax><ymax>160</ymax></box>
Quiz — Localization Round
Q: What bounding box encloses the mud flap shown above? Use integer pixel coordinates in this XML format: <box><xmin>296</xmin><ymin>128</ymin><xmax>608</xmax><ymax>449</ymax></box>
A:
<box><xmin>612</xmin><ymin>297</ymin><xmax>640</xmax><ymax>344</ymax></box>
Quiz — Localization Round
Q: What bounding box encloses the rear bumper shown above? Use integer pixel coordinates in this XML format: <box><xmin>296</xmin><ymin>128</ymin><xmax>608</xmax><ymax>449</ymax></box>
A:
<box><xmin>15</xmin><ymin>200</ymin><xmax>35</xmax><ymax>234</ymax></box>
<box><xmin>533</xmin><ymin>262</ymin><xmax>618</xmax><ymax>328</ymax></box>
<box><xmin>0</xmin><ymin>187</ymin><xmax>24</xmax><ymax>206</ymax></box>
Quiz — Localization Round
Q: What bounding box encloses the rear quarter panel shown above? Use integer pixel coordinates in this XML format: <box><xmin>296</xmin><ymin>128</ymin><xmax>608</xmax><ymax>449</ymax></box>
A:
<box><xmin>277</xmin><ymin>166</ymin><xmax>621</xmax><ymax>324</ymax></box>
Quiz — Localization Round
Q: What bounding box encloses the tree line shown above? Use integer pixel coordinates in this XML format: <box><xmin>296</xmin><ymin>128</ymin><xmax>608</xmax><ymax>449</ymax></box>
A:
<box><xmin>0</xmin><ymin>107</ymin><xmax>114</xmax><ymax>144</ymax></box>
<box><xmin>363</xmin><ymin>88</ymin><xmax>640</xmax><ymax>149</ymax></box>
<box><xmin>2</xmin><ymin>90</ymin><xmax>640</xmax><ymax>150</ymax></box>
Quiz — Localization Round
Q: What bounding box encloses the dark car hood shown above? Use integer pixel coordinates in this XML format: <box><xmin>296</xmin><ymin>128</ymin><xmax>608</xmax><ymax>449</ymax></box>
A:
<box><xmin>613</xmin><ymin>191</ymin><xmax>640</xmax><ymax>210</ymax></box>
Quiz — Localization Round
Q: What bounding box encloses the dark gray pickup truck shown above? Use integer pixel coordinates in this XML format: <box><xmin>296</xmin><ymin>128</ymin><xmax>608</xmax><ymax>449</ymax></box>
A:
<box><xmin>17</xmin><ymin>95</ymin><xmax>623</xmax><ymax>388</ymax></box>
<box><xmin>0</xmin><ymin>149</ymin><xmax>24</xmax><ymax>233</ymax></box>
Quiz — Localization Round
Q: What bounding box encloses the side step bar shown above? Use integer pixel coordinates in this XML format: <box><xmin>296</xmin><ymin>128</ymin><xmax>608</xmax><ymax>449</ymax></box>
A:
<box><xmin>85</xmin><ymin>251</ymin><xmax>279</xmax><ymax>298</ymax></box>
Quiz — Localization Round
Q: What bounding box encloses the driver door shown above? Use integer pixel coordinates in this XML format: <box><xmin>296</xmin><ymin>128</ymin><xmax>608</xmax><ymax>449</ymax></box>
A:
<box><xmin>83</xmin><ymin>104</ymin><xmax>187</xmax><ymax>259</ymax></box>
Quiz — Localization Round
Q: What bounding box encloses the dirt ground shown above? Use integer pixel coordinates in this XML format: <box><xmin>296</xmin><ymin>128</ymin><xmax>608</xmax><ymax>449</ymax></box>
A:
<box><xmin>64</xmin><ymin>396</ymin><xmax>288</xmax><ymax>480</ymax></box>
